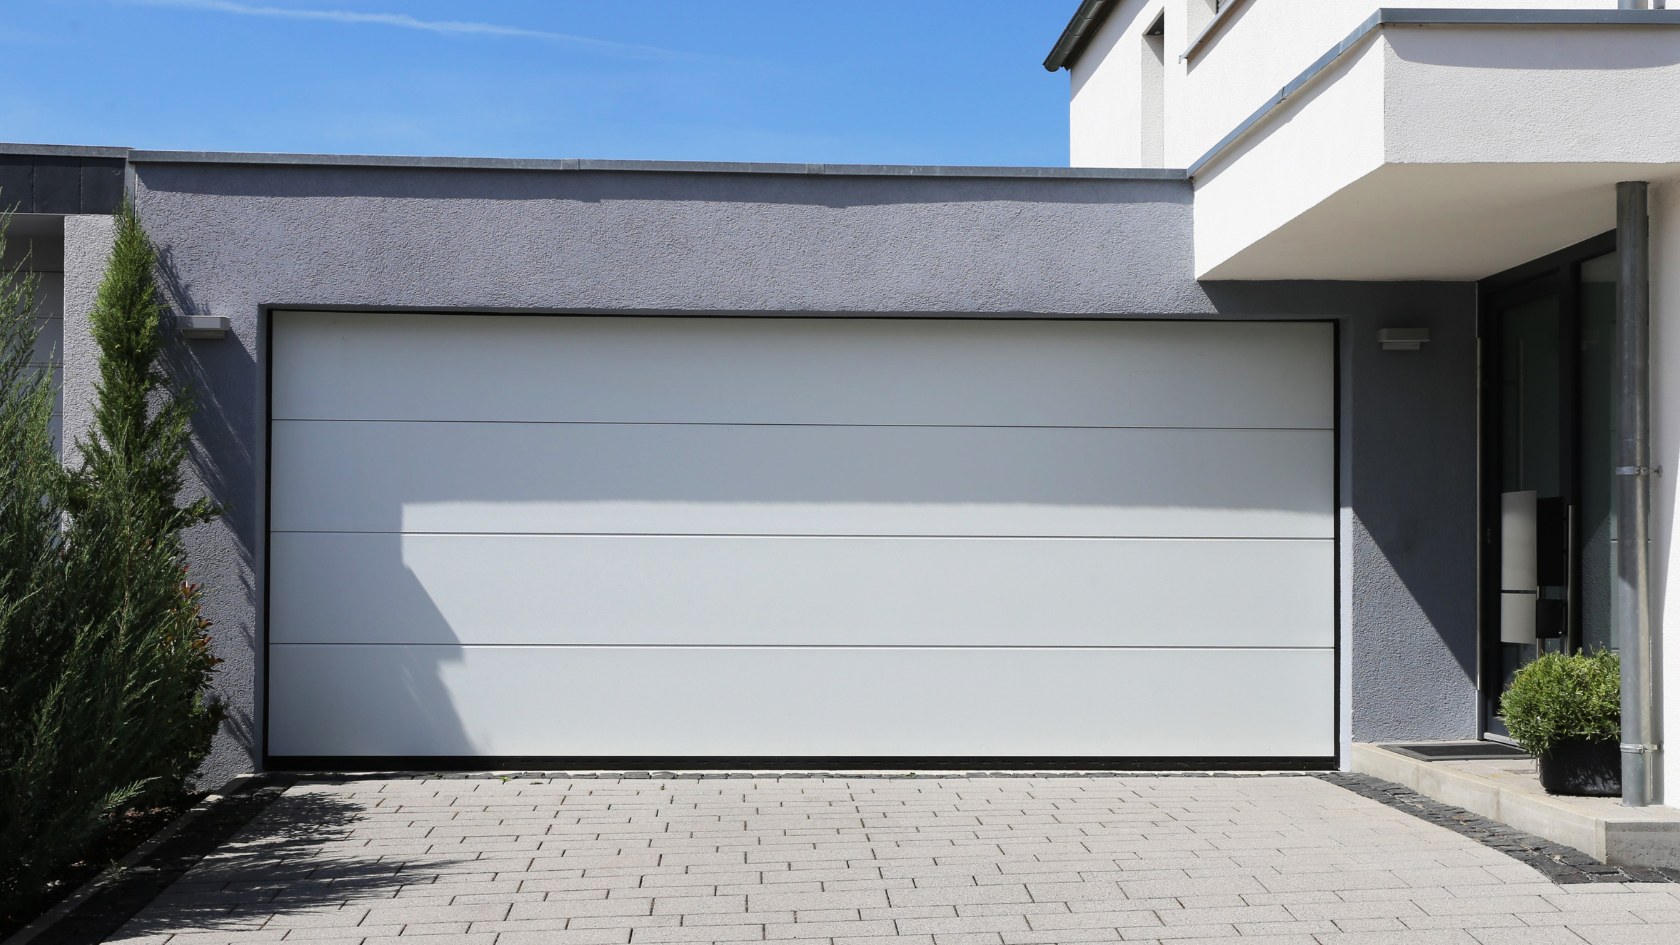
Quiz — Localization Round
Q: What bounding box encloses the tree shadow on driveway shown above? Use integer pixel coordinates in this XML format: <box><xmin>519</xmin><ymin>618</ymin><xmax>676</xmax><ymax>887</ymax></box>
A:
<box><xmin>84</xmin><ymin>779</ymin><xmax>480</xmax><ymax>944</ymax></box>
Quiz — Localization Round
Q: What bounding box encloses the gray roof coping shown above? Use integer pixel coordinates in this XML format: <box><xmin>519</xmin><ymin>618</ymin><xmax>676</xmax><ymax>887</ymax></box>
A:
<box><xmin>1181</xmin><ymin>0</ymin><xmax>1256</xmax><ymax>64</ymax></box>
<box><xmin>125</xmin><ymin>150</ymin><xmax>1186</xmax><ymax>181</ymax></box>
<box><xmin>0</xmin><ymin>142</ymin><xmax>131</xmax><ymax>160</ymax></box>
<box><xmin>1043</xmin><ymin>0</ymin><xmax>1116</xmax><ymax>73</ymax></box>
<box><xmin>1381</xmin><ymin>7</ymin><xmax>1680</xmax><ymax>26</ymax></box>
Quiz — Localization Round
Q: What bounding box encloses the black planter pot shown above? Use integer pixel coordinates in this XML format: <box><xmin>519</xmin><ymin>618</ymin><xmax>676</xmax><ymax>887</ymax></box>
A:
<box><xmin>1537</xmin><ymin>738</ymin><xmax>1621</xmax><ymax>796</ymax></box>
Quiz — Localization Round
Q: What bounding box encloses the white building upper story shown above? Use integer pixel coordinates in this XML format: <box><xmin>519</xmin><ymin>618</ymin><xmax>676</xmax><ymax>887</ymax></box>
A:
<box><xmin>1054</xmin><ymin>0</ymin><xmax>1680</xmax><ymax>280</ymax></box>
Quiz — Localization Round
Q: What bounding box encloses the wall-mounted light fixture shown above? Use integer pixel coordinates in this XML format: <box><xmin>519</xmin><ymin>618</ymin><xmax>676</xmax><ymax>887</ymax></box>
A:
<box><xmin>175</xmin><ymin>315</ymin><xmax>230</xmax><ymax>340</ymax></box>
<box><xmin>1378</xmin><ymin>328</ymin><xmax>1429</xmax><ymax>351</ymax></box>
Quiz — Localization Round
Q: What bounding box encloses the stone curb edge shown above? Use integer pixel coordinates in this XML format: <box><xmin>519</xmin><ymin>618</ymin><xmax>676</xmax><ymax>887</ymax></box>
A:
<box><xmin>1</xmin><ymin>774</ymin><xmax>298</xmax><ymax>945</ymax></box>
<box><xmin>1315</xmin><ymin>771</ymin><xmax>1680</xmax><ymax>885</ymax></box>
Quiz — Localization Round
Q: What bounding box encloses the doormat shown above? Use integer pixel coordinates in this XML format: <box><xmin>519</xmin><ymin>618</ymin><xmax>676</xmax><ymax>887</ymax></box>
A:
<box><xmin>1381</xmin><ymin>741</ymin><xmax>1531</xmax><ymax>761</ymax></box>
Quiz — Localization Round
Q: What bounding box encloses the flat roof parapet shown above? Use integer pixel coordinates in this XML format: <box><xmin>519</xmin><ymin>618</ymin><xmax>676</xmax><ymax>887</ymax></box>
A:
<box><xmin>125</xmin><ymin>151</ymin><xmax>1186</xmax><ymax>181</ymax></box>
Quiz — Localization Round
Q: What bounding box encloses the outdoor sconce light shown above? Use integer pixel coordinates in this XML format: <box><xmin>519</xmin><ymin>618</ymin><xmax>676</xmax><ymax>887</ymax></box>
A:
<box><xmin>1378</xmin><ymin>328</ymin><xmax>1429</xmax><ymax>351</ymax></box>
<box><xmin>175</xmin><ymin>315</ymin><xmax>230</xmax><ymax>340</ymax></box>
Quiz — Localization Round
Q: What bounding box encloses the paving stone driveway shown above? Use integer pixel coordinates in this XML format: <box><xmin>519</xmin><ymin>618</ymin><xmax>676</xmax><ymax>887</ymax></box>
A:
<box><xmin>109</xmin><ymin>775</ymin><xmax>1680</xmax><ymax>945</ymax></box>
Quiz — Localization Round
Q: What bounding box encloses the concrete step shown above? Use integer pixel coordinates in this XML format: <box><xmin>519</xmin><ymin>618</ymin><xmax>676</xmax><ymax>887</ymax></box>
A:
<box><xmin>1353</xmin><ymin>742</ymin><xmax>1680</xmax><ymax>869</ymax></box>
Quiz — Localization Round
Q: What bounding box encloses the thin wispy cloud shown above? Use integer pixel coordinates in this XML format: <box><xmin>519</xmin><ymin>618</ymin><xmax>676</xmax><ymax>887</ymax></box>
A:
<box><xmin>130</xmin><ymin>0</ymin><xmax>722</xmax><ymax>62</ymax></box>
<box><xmin>0</xmin><ymin>26</ymin><xmax>48</xmax><ymax>44</ymax></box>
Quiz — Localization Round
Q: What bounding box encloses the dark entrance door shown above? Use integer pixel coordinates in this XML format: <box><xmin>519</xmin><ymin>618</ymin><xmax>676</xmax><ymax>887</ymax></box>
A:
<box><xmin>1481</xmin><ymin>233</ymin><xmax>1619</xmax><ymax>737</ymax></box>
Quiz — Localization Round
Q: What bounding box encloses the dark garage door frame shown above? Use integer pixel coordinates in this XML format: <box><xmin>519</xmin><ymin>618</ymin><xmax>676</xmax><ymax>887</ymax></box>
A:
<box><xmin>258</xmin><ymin>308</ymin><xmax>1342</xmax><ymax>772</ymax></box>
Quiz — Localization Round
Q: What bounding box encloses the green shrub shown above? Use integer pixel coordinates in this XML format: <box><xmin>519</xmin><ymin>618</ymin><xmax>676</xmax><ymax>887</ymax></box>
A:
<box><xmin>1500</xmin><ymin>650</ymin><xmax>1620</xmax><ymax>757</ymax></box>
<box><xmin>0</xmin><ymin>204</ymin><xmax>222</xmax><ymax>920</ymax></box>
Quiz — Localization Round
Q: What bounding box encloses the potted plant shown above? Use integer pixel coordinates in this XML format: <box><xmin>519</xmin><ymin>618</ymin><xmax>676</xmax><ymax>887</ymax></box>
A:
<box><xmin>1500</xmin><ymin>651</ymin><xmax>1621</xmax><ymax>796</ymax></box>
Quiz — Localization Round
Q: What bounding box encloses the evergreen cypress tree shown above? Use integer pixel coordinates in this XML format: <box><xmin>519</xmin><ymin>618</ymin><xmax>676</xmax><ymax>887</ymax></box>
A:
<box><xmin>0</xmin><ymin>207</ymin><xmax>83</xmax><ymax>921</ymax></box>
<box><xmin>0</xmin><ymin>205</ymin><xmax>222</xmax><ymax>920</ymax></box>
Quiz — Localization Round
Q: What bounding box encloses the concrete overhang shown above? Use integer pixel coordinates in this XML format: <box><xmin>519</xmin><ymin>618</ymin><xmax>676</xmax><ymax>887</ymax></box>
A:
<box><xmin>1191</xmin><ymin>9</ymin><xmax>1680</xmax><ymax>281</ymax></box>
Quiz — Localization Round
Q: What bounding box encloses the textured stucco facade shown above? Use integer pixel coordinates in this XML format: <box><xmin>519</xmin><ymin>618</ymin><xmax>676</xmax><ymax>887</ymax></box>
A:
<box><xmin>26</xmin><ymin>157</ymin><xmax>1487</xmax><ymax>781</ymax></box>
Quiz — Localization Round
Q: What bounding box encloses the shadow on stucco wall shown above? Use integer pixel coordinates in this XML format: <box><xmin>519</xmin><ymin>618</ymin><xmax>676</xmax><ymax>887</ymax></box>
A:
<box><xmin>1347</xmin><ymin>317</ymin><xmax>1481</xmax><ymax>741</ymax></box>
<box><xmin>157</xmin><ymin>246</ymin><xmax>263</xmax><ymax>783</ymax></box>
<box><xmin>158</xmin><ymin>254</ymin><xmax>477</xmax><ymax>764</ymax></box>
<box><xmin>1205</xmin><ymin>281</ymin><xmax>1481</xmax><ymax>742</ymax></box>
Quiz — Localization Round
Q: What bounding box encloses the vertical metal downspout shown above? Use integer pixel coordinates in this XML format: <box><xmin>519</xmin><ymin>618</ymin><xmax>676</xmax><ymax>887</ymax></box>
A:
<box><xmin>1616</xmin><ymin>180</ymin><xmax>1657</xmax><ymax>807</ymax></box>
<box><xmin>1620</xmin><ymin>1</ymin><xmax>1652</xmax><ymax>11</ymax></box>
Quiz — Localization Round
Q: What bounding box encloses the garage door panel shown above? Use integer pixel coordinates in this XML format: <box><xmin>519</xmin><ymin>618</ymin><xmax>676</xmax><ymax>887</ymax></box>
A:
<box><xmin>273</xmin><ymin>313</ymin><xmax>1333</xmax><ymax>430</ymax></box>
<box><xmin>270</xmin><ymin>421</ymin><xmax>1334</xmax><ymax>538</ymax></box>
<box><xmin>268</xmin><ymin>312</ymin><xmax>1337</xmax><ymax>760</ymax></box>
<box><xmin>267</xmin><ymin>645</ymin><xmax>1336</xmax><ymax>758</ymax></box>
<box><xmin>269</xmin><ymin>532</ymin><xmax>1334</xmax><ymax>648</ymax></box>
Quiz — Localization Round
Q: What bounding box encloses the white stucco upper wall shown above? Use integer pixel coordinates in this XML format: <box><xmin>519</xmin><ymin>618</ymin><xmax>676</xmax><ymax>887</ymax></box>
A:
<box><xmin>1191</xmin><ymin>22</ymin><xmax>1680</xmax><ymax>280</ymax></box>
<box><xmin>1191</xmin><ymin>37</ymin><xmax>1388</xmax><ymax>277</ymax></box>
<box><xmin>1070</xmin><ymin>0</ymin><xmax>1161</xmax><ymax>167</ymax></box>
<box><xmin>1065</xmin><ymin>0</ymin><xmax>1627</xmax><ymax>170</ymax></box>
<box><xmin>1384</xmin><ymin>23</ymin><xmax>1680</xmax><ymax>165</ymax></box>
<box><xmin>1072</xmin><ymin>0</ymin><xmax>1222</xmax><ymax>167</ymax></box>
<box><xmin>1176</xmin><ymin>1</ymin><xmax>1618</xmax><ymax>166</ymax></box>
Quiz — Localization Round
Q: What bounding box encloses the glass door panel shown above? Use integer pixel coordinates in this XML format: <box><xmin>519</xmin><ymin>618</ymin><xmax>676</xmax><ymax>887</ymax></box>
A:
<box><xmin>1579</xmin><ymin>251</ymin><xmax>1618</xmax><ymax>655</ymax></box>
<box><xmin>1484</xmin><ymin>241</ymin><xmax>1620</xmax><ymax>733</ymax></box>
<box><xmin>1499</xmin><ymin>294</ymin><xmax>1563</xmax><ymax>690</ymax></box>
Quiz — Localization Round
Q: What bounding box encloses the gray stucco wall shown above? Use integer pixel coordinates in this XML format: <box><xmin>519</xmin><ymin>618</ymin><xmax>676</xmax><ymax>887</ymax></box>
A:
<box><xmin>1203</xmin><ymin>282</ymin><xmax>1482</xmax><ymax>743</ymax></box>
<box><xmin>131</xmin><ymin>163</ymin><xmax>1211</xmax><ymax>317</ymax></box>
<box><xmin>70</xmin><ymin>159</ymin><xmax>1480</xmax><ymax>778</ymax></box>
<box><xmin>1347</xmin><ymin>296</ymin><xmax>1481</xmax><ymax>741</ymax></box>
<box><xmin>62</xmin><ymin>215</ymin><xmax>113</xmax><ymax>452</ymax></box>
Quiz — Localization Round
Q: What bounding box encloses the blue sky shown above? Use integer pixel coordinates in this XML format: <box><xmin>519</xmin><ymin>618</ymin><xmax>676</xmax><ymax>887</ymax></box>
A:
<box><xmin>0</xmin><ymin>1</ymin><xmax>1076</xmax><ymax>165</ymax></box>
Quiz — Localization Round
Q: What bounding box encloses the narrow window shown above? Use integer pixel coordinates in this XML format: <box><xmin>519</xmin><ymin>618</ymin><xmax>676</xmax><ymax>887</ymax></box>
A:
<box><xmin>1141</xmin><ymin>12</ymin><xmax>1165</xmax><ymax>167</ymax></box>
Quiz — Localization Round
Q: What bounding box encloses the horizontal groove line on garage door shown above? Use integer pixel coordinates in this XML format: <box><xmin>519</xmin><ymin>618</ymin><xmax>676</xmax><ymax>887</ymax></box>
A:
<box><xmin>266</xmin><ymin>643</ymin><xmax>1336</xmax><ymax>651</ymax></box>
<box><xmin>270</xmin><ymin>418</ymin><xmax>1334</xmax><ymax>432</ymax></box>
<box><xmin>268</xmin><ymin>531</ymin><xmax>1336</xmax><ymax>540</ymax></box>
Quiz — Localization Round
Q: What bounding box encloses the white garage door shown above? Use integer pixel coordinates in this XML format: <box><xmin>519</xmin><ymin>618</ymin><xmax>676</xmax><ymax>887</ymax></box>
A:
<box><xmin>267</xmin><ymin>312</ymin><xmax>1335</xmax><ymax>760</ymax></box>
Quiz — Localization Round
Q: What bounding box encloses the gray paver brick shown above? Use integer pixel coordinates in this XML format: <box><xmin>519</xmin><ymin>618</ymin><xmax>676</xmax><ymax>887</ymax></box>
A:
<box><xmin>1466</xmin><ymin>929</ymin><xmax>1588</xmax><ymax>945</ymax></box>
<box><xmin>747</xmin><ymin>890</ymin><xmax>889</xmax><ymax>911</ymax></box>
<box><xmin>358</xmin><ymin>905</ymin><xmax>511</xmax><ymax>925</ymax></box>
<box><xmin>1020</xmin><ymin>881</ymin><xmax>1127</xmax><ymax>903</ymax></box>
<box><xmin>1329</xmin><ymin>917</ymin><xmax>1410</xmax><ymax>933</ymax></box>
<box><xmin>1000</xmin><ymin>931</ymin><xmax>1123</xmax><ymax>944</ymax></box>
<box><xmin>895</xmin><ymin>915</ymin><xmax>1031</xmax><ymax>935</ymax></box>
<box><xmin>1156</xmin><ymin>904</ymin><xmax>1294</xmax><ymax>925</ymax></box>
<box><xmin>1025</xmin><ymin>910</ymin><xmax>1164</xmax><ymax>931</ymax></box>
<box><xmin>1400</xmin><ymin>913</ymin><xmax>1527</xmax><ymax>931</ymax></box>
<box><xmin>651</xmin><ymin>894</ymin><xmax>749</xmax><ymax>914</ymax></box>
<box><xmin>1568</xmin><ymin>927</ymin><xmax>1679</xmax><ymax>945</ymax></box>
<box><xmin>508</xmin><ymin>897</ymin><xmax>656</xmax><ymax>919</ymax></box>
<box><xmin>1114</xmin><ymin>923</ymin><xmax>1237</xmax><ymax>940</ymax></box>
<box><xmin>954</xmin><ymin>902</ymin><xmax>1072</xmax><ymax>918</ymax></box>
<box><xmin>682</xmin><ymin>911</ymin><xmax>795</xmax><ymax>928</ymax></box>
<box><xmin>253</xmin><ymin>909</ymin><xmax>371</xmax><ymax>929</ymax></box>
<box><xmin>763</xmin><ymin>918</ymin><xmax>897</xmax><ymax>938</ymax></box>
<box><xmin>628</xmin><ymin>925</ymin><xmax>765</xmax><ymax>943</ymax></box>
<box><xmin>888</xmin><ymin>886</ymin><xmax>1030</xmax><ymax>907</ymax></box>
<box><xmin>1310</xmin><ymin>931</ymin><xmax>1482</xmax><ymax>944</ymax></box>
<box><xmin>925</xmin><ymin>934</ymin><xmax>1004</xmax><ymax>945</ymax></box>
<box><xmin>496</xmin><ymin>931</ymin><xmax>633</xmax><ymax>945</ymax></box>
